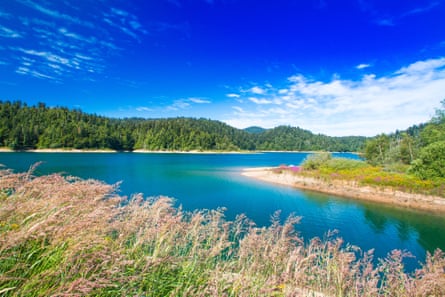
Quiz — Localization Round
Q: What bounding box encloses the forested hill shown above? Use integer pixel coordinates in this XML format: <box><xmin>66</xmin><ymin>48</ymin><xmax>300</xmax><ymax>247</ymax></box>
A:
<box><xmin>0</xmin><ymin>101</ymin><xmax>366</xmax><ymax>152</ymax></box>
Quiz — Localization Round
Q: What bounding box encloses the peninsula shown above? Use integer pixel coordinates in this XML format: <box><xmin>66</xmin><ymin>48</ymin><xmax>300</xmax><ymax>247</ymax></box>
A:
<box><xmin>242</xmin><ymin>166</ymin><xmax>445</xmax><ymax>214</ymax></box>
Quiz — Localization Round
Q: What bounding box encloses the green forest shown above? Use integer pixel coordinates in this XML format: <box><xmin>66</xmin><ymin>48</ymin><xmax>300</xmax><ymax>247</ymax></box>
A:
<box><xmin>364</xmin><ymin>100</ymin><xmax>445</xmax><ymax>180</ymax></box>
<box><xmin>0</xmin><ymin>101</ymin><xmax>365</xmax><ymax>152</ymax></box>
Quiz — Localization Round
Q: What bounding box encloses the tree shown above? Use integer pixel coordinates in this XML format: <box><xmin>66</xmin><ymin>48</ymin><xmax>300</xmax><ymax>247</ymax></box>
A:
<box><xmin>364</xmin><ymin>134</ymin><xmax>390</xmax><ymax>165</ymax></box>
<box><xmin>410</xmin><ymin>141</ymin><xmax>445</xmax><ymax>179</ymax></box>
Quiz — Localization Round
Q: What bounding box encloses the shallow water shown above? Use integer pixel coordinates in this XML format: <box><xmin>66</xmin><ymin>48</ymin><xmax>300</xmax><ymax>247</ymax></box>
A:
<box><xmin>1</xmin><ymin>152</ymin><xmax>444</xmax><ymax>270</ymax></box>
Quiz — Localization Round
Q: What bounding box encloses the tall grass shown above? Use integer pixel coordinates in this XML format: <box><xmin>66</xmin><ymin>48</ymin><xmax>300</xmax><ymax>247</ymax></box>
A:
<box><xmin>1</xmin><ymin>165</ymin><xmax>444</xmax><ymax>296</ymax></box>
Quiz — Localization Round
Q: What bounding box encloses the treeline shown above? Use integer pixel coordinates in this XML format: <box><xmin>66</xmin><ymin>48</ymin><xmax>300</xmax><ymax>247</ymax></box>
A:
<box><xmin>364</xmin><ymin>99</ymin><xmax>445</xmax><ymax>179</ymax></box>
<box><xmin>254</xmin><ymin>126</ymin><xmax>366</xmax><ymax>152</ymax></box>
<box><xmin>0</xmin><ymin>100</ymin><xmax>365</xmax><ymax>152</ymax></box>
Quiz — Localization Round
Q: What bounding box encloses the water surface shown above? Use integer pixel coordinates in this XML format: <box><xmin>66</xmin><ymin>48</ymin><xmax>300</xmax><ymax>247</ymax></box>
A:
<box><xmin>1</xmin><ymin>152</ymin><xmax>444</xmax><ymax>269</ymax></box>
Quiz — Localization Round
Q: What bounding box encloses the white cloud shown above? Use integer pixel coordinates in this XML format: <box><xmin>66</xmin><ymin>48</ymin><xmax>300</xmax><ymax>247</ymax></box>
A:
<box><xmin>4</xmin><ymin>2</ymin><xmax>146</xmax><ymax>82</ymax></box>
<box><xmin>188</xmin><ymin>97</ymin><xmax>211</xmax><ymax>104</ymax></box>
<box><xmin>232</xmin><ymin>106</ymin><xmax>244</xmax><ymax>113</ymax></box>
<box><xmin>401</xmin><ymin>2</ymin><xmax>440</xmax><ymax>18</ymax></box>
<box><xmin>167</xmin><ymin>100</ymin><xmax>191</xmax><ymax>111</ymax></box>
<box><xmin>104</xmin><ymin>7</ymin><xmax>148</xmax><ymax>41</ymax></box>
<box><xmin>224</xmin><ymin>57</ymin><xmax>445</xmax><ymax>136</ymax></box>
<box><xmin>396</xmin><ymin>57</ymin><xmax>445</xmax><ymax>74</ymax></box>
<box><xmin>249</xmin><ymin>97</ymin><xmax>273</xmax><ymax>105</ymax></box>
<box><xmin>136</xmin><ymin>106</ymin><xmax>152</xmax><ymax>112</ymax></box>
<box><xmin>250</xmin><ymin>86</ymin><xmax>266</xmax><ymax>94</ymax></box>
<box><xmin>356</xmin><ymin>63</ymin><xmax>371</xmax><ymax>69</ymax></box>
<box><xmin>0</xmin><ymin>26</ymin><xmax>22</xmax><ymax>38</ymax></box>
<box><xmin>226</xmin><ymin>93</ymin><xmax>240</xmax><ymax>98</ymax></box>
<box><xmin>16</xmin><ymin>66</ymin><xmax>59</xmax><ymax>81</ymax></box>
<box><xmin>19</xmin><ymin>0</ymin><xmax>94</xmax><ymax>28</ymax></box>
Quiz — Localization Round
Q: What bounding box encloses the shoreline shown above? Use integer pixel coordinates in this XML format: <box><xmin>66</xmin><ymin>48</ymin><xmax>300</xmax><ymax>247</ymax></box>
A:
<box><xmin>0</xmin><ymin>148</ymin><xmax>254</xmax><ymax>154</ymax></box>
<box><xmin>0</xmin><ymin>147</ymin><xmax>360</xmax><ymax>154</ymax></box>
<box><xmin>242</xmin><ymin>167</ymin><xmax>445</xmax><ymax>214</ymax></box>
<box><xmin>0</xmin><ymin>148</ymin><xmax>118</xmax><ymax>153</ymax></box>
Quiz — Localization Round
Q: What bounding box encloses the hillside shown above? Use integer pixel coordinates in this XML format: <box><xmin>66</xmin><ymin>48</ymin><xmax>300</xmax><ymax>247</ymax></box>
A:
<box><xmin>0</xmin><ymin>100</ymin><xmax>365</xmax><ymax>152</ymax></box>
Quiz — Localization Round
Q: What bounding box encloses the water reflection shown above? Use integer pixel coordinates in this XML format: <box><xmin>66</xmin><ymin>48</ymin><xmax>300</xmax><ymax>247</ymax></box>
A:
<box><xmin>364</xmin><ymin>208</ymin><xmax>388</xmax><ymax>233</ymax></box>
<box><xmin>360</xmin><ymin>201</ymin><xmax>445</xmax><ymax>253</ymax></box>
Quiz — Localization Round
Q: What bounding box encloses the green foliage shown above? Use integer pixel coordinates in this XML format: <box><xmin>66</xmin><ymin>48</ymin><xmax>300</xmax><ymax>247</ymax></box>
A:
<box><xmin>363</xmin><ymin>100</ymin><xmax>445</xmax><ymax>182</ymax></box>
<box><xmin>302</xmin><ymin>152</ymin><xmax>332</xmax><ymax>170</ymax></box>
<box><xmin>244</xmin><ymin>126</ymin><xmax>266</xmax><ymax>134</ymax></box>
<box><xmin>255</xmin><ymin>125</ymin><xmax>366</xmax><ymax>152</ymax></box>
<box><xmin>0</xmin><ymin>101</ymin><xmax>366</xmax><ymax>152</ymax></box>
<box><xmin>297</xmin><ymin>157</ymin><xmax>445</xmax><ymax>197</ymax></box>
<box><xmin>302</xmin><ymin>153</ymin><xmax>367</xmax><ymax>172</ymax></box>
<box><xmin>410</xmin><ymin>141</ymin><xmax>445</xmax><ymax>180</ymax></box>
<box><xmin>324</xmin><ymin>157</ymin><xmax>368</xmax><ymax>171</ymax></box>
<box><xmin>364</xmin><ymin>132</ymin><xmax>418</xmax><ymax>168</ymax></box>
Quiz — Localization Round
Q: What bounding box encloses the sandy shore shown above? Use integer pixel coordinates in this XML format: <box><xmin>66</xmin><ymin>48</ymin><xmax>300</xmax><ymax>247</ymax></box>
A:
<box><xmin>242</xmin><ymin>167</ymin><xmax>445</xmax><ymax>214</ymax></box>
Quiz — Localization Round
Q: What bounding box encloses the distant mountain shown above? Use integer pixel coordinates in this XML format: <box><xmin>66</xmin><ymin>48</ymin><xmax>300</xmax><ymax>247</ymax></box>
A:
<box><xmin>244</xmin><ymin>126</ymin><xmax>266</xmax><ymax>134</ymax></box>
<box><xmin>0</xmin><ymin>100</ymin><xmax>367</xmax><ymax>152</ymax></box>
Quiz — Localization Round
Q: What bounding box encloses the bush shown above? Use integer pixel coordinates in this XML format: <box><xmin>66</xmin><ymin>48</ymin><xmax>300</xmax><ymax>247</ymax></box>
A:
<box><xmin>324</xmin><ymin>158</ymin><xmax>368</xmax><ymax>171</ymax></box>
<box><xmin>410</xmin><ymin>141</ymin><xmax>445</xmax><ymax>180</ymax></box>
<box><xmin>302</xmin><ymin>152</ymin><xmax>332</xmax><ymax>170</ymax></box>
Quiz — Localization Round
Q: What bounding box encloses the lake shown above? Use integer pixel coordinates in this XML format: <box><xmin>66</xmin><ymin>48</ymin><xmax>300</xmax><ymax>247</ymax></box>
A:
<box><xmin>1</xmin><ymin>151</ymin><xmax>444</xmax><ymax>270</ymax></box>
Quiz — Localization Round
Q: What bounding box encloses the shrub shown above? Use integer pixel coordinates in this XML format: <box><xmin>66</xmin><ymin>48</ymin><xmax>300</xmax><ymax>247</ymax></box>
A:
<box><xmin>324</xmin><ymin>158</ymin><xmax>368</xmax><ymax>171</ymax></box>
<box><xmin>302</xmin><ymin>152</ymin><xmax>332</xmax><ymax>170</ymax></box>
<box><xmin>410</xmin><ymin>141</ymin><xmax>445</xmax><ymax>180</ymax></box>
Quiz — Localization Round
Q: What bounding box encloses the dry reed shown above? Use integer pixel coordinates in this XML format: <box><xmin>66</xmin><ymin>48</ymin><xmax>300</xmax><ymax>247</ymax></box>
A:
<box><xmin>1</xmin><ymin>165</ymin><xmax>444</xmax><ymax>296</ymax></box>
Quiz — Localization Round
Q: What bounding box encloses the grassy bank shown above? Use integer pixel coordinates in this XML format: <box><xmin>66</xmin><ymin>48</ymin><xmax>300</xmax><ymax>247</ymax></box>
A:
<box><xmin>1</xmin><ymin>166</ymin><xmax>444</xmax><ymax>296</ymax></box>
<box><xmin>281</xmin><ymin>154</ymin><xmax>445</xmax><ymax>198</ymax></box>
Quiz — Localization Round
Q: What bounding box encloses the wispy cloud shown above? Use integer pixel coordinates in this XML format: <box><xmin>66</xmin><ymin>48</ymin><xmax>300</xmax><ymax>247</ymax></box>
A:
<box><xmin>167</xmin><ymin>100</ymin><xmax>191</xmax><ymax>111</ymax></box>
<box><xmin>1</xmin><ymin>1</ymin><xmax>147</xmax><ymax>82</ymax></box>
<box><xmin>401</xmin><ymin>1</ymin><xmax>440</xmax><ymax>18</ymax></box>
<box><xmin>249</xmin><ymin>97</ymin><xmax>273</xmax><ymax>105</ymax></box>
<box><xmin>374</xmin><ymin>1</ymin><xmax>442</xmax><ymax>26</ymax></box>
<box><xmin>0</xmin><ymin>26</ymin><xmax>22</xmax><ymax>38</ymax></box>
<box><xmin>249</xmin><ymin>86</ymin><xmax>266</xmax><ymax>95</ymax></box>
<box><xmin>16</xmin><ymin>66</ymin><xmax>59</xmax><ymax>81</ymax></box>
<box><xmin>0</xmin><ymin>10</ymin><xmax>13</xmax><ymax>19</ymax></box>
<box><xmin>18</xmin><ymin>0</ymin><xmax>94</xmax><ymax>28</ymax></box>
<box><xmin>104</xmin><ymin>7</ymin><xmax>148</xmax><ymax>42</ymax></box>
<box><xmin>226</xmin><ymin>93</ymin><xmax>240</xmax><ymax>98</ymax></box>
<box><xmin>189</xmin><ymin>97</ymin><xmax>211</xmax><ymax>104</ymax></box>
<box><xmin>356</xmin><ymin>63</ymin><xmax>371</xmax><ymax>69</ymax></box>
<box><xmin>136</xmin><ymin>106</ymin><xmax>153</xmax><ymax>112</ymax></box>
<box><xmin>167</xmin><ymin>97</ymin><xmax>212</xmax><ymax>110</ymax></box>
<box><xmin>224</xmin><ymin>57</ymin><xmax>445</xmax><ymax>136</ymax></box>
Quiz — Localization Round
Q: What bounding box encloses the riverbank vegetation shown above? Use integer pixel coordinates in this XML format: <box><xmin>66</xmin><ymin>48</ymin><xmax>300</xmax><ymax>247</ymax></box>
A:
<box><xmin>290</xmin><ymin>153</ymin><xmax>445</xmax><ymax>198</ymax></box>
<box><xmin>364</xmin><ymin>99</ymin><xmax>445</xmax><ymax>180</ymax></box>
<box><xmin>1</xmin><ymin>166</ymin><xmax>445</xmax><ymax>296</ymax></box>
<box><xmin>0</xmin><ymin>100</ymin><xmax>365</xmax><ymax>152</ymax></box>
<box><xmin>275</xmin><ymin>100</ymin><xmax>445</xmax><ymax>197</ymax></box>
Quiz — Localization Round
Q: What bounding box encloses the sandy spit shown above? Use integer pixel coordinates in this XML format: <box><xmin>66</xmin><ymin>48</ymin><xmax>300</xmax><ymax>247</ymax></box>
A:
<box><xmin>242</xmin><ymin>167</ymin><xmax>445</xmax><ymax>214</ymax></box>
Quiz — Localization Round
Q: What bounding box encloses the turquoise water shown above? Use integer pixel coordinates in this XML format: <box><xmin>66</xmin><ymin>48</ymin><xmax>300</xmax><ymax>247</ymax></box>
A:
<box><xmin>1</xmin><ymin>152</ymin><xmax>444</xmax><ymax>269</ymax></box>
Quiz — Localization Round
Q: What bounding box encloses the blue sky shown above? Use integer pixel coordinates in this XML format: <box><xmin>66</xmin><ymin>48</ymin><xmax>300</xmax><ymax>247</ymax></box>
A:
<box><xmin>1</xmin><ymin>0</ymin><xmax>444</xmax><ymax>136</ymax></box>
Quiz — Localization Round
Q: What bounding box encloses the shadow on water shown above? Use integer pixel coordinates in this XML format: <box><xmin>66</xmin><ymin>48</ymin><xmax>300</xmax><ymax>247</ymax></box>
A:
<box><xmin>297</xmin><ymin>185</ymin><xmax>445</xmax><ymax>255</ymax></box>
<box><xmin>362</xmin><ymin>203</ymin><xmax>445</xmax><ymax>253</ymax></box>
<box><xmin>281</xmin><ymin>186</ymin><xmax>445</xmax><ymax>271</ymax></box>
